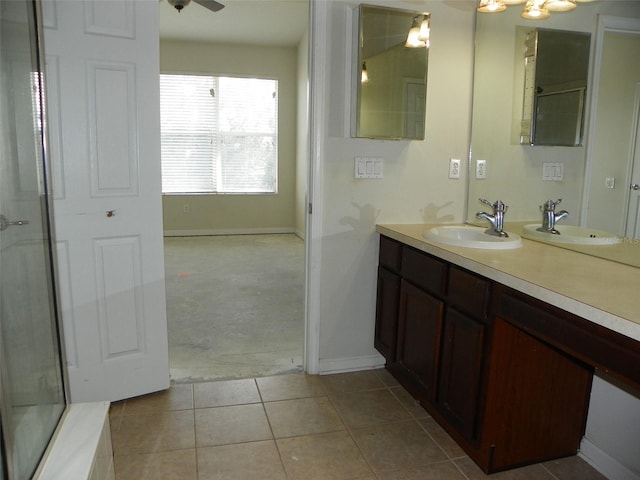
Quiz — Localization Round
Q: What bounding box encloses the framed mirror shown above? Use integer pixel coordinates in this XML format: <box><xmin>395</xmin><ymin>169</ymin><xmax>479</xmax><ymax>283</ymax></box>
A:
<box><xmin>520</xmin><ymin>28</ymin><xmax>590</xmax><ymax>146</ymax></box>
<box><xmin>353</xmin><ymin>4</ymin><xmax>430</xmax><ymax>140</ymax></box>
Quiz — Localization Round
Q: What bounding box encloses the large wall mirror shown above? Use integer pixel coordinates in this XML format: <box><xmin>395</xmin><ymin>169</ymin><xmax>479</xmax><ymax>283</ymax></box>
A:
<box><xmin>467</xmin><ymin>2</ymin><xmax>640</xmax><ymax>267</ymax></box>
<box><xmin>353</xmin><ymin>4</ymin><xmax>429</xmax><ymax>140</ymax></box>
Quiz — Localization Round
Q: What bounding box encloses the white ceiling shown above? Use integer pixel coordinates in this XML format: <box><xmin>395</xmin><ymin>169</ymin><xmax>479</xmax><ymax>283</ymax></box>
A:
<box><xmin>159</xmin><ymin>0</ymin><xmax>309</xmax><ymax>47</ymax></box>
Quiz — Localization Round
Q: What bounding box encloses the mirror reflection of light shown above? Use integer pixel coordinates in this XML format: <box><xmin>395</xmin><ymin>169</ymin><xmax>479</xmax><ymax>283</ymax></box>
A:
<box><xmin>478</xmin><ymin>0</ymin><xmax>580</xmax><ymax>18</ymax></box>
<box><xmin>405</xmin><ymin>14</ymin><xmax>430</xmax><ymax>48</ymax></box>
<box><xmin>361</xmin><ymin>62</ymin><xmax>369</xmax><ymax>83</ymax></box>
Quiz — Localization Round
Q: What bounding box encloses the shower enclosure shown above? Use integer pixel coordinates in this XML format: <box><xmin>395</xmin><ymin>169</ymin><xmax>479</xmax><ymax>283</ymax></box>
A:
<box><xmin>0</xmin><ymin>0</ymin><xmax>67</xmax><ymax>478</ymax></box>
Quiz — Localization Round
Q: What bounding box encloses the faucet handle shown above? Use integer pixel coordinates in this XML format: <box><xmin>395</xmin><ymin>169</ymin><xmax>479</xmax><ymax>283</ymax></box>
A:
<box><xmin>479</xmin><ymin>198</ymin><xmax>507</xmax><ymax>212</ymax></box>
<box><xmin>540</xmin><ymin>199</ymin><xmax>562</xmax><ymax>211</ymax></box>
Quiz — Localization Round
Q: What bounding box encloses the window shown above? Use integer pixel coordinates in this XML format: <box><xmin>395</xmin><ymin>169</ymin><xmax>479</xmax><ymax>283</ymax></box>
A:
<box><xmin>160</xmin><ymin>74</ymin><xmax>278</xmax><ymax>194</ymax></box>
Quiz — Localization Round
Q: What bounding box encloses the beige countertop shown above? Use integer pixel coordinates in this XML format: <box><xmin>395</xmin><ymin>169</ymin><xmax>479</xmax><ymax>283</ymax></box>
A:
<box><xmin>377</xmin><ymin>223</ymin><xmax>640</xmax><ymax>343</ymax></box>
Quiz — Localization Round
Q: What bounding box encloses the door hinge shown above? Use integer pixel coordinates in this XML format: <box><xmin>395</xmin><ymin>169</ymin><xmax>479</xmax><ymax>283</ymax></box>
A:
<box><xmin>308</xmin><ymin>202</ymin><xmax>313</xmax><ymax>214</ymax></box>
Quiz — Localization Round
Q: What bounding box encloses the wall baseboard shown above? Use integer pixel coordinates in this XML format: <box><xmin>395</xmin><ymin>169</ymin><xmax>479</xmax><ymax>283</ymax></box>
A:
<box><xmin>164</xmin><ymin>227</ymin><xmax>296</xmax><ymax>237</ymax></box>
<box><xmin>580</xmin><ymin>437</ymin><xmax>640</xmax><ymax>480</ymax></box>
<box><xmin>317</xmin><ymin>353</ymin><xmax>386</xmax><ymax>375</ymax></box>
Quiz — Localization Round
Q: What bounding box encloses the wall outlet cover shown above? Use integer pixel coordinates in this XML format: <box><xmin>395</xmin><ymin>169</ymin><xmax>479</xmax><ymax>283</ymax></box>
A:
<box><xmin>449</xmin><ymin>158</ymin><xmax>461</xmax><ymax>179</ymax></box>
<box><xmin>476</xmin><ymin>159</ymin><xmax>487</xmax><ymax>179</ymax></box>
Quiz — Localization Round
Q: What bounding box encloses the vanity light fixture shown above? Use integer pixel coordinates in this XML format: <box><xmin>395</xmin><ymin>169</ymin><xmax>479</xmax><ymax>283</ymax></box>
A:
<box><xmin>521</xmin><ymin>0</ymin><xmax>550</xmax><ymax>19</ymax></box>
<box><xmin>478</xmin><ymin>0</ymin><xmax>585</xmax><ymax>19</ymax></box>
<box><xmin>361</xmin><ymin>62</ymin><xmax>369</xmax><ymax>83</ymax></box>
<box><xmin>477</xmin><ymin>0</ymin><xmax>507</xmax><ymax>13</ymax></box>
<box><xmin>546</xmin><ymin>0</ymin><xmax>577</xmax><ymax>11</ymax></box>
<box><xmin>405</xmin><ymin>14</ymin><xmax>430</xmax><ymax>48</ymax></box>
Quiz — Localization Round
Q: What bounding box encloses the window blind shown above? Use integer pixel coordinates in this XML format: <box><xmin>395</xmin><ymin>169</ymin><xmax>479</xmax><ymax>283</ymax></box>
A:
<box><xmin>160</xmin><ymin>74</ymin><xmax>278</xmax><ymax>194</ymax></box>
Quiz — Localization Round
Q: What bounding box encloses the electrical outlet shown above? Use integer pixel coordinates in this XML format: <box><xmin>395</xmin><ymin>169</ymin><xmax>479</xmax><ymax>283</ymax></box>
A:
<box><xmin>605</xmin><ymin>177</ymin><xmax>615</xmax><ymax>189</ymax></box>
<box><xmin>476</xmin><ymin>159</ymin><xmax>487</xmax><ymax>179</ymax></box>
<box><xmin>183</xmin><ymin>204</ymin><xmax>190</xmax><ymax>214</ymax></box>
<box><xmin>449</xmin><ymin>158</ymin><xmax>461</xmax><ymax>179</ymax></box>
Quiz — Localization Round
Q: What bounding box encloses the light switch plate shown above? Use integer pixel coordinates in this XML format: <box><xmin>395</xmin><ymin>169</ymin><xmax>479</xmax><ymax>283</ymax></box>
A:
<box><xmin>543</xmin><ymin>162</ymin><xmax>564</xmax><ymax>181</ymax></box>
<box><xmin>355</xmin><ymin>156</ymin><xmax>383</xmax><ymax>179</ymax></box>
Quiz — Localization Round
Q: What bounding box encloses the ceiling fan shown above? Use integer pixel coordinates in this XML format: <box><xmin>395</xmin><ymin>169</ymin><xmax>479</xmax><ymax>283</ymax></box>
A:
<box><xmin>167</xmin><ymin>0</ymin><xmax>225</xmax><ymax>13</ymax></box>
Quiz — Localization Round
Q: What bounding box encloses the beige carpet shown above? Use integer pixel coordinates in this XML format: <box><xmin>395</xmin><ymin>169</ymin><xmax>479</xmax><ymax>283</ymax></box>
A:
<box><xmin>163</xmin><ymin>234</ymin><xmax>304</xmax><ymax>383</ymax></box>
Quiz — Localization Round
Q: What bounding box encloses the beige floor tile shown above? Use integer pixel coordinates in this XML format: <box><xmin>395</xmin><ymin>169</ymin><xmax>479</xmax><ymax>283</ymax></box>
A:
<box><xmin>109</xmin><ymin>402</ymin><xmax>125</xmax><ymax>433</ymax></box>
<box><xmin>418</xmin><ymin>417</ymin><xmax>466</xmax><ymax>459</ymax></box>
<box><xmin>257</xmin><ymin>373</ymin><xmax>326</xmax><ymax>401</ymax></box>
<box><xmin>195</xmin><ymin>403</ymin><xmax>272</xmax><ymax>446</ymax></box>
<box><xmin>542</xmin><ymin>455</ymin><xmax>608</xmax><ymax>480</ymax></box>
<box><xmin>320</xmin><ymin>370</ymin><xmax>387</xmax><ymax>393</ymax></box>
<box><xmin>376</xmin><ymin>368</ymin><xmax>401</xmax><ymax>387</ymax></box>
<box><xmin>351</xmin><ymin>420</ymin><xmax>448</xmax><ymax>472</ymax></box>
<box><xmin>112</xmin><ymin>410</ymin><xmax>195</xmax><ymax>455</ymax></box>
<box><xmin>264</xmin><ymin>396</ymin><xmax>345</xmax><ymax>438</ymax></box>
<box><xmin>376</xmin><ymin>460</ymin><xmax>468</xmax><ymax>480</ymax></box>
<box><xmin>114</xmin><ymin>449</ymin><xmax>197</xmax><ymax>480</ymax></box>
<box><xmin>277</xmin><ymin>431</ymin><xmax>374</xmax><ymax>480</ymax></box>
<box><xmin>123</xmin><ymin>384</ymin><xmax>194</xmax><ymax>415</ymax></box>
<box><xmin>389</xmin><ymin>386</ymin><xmax>430</xmax><ymax>419</ymax></box>
<box><xmin>454</xmin><ymin>456</ymin><xmax>555</xmax><ymax>479</ymax></box>
<box><xmin>197</xmin><ymin>440</ymin><xmax>286</xmax><ymax>480</ymax></box>
<box><xmin>330</xmin><ymin>388</ymin><xmax>412</xmax><ymax>428</ymax></box>
<box><xmin>194</xmin><ymin>378</ymin><xmax>261</xmax><ymax>408</ymax></box>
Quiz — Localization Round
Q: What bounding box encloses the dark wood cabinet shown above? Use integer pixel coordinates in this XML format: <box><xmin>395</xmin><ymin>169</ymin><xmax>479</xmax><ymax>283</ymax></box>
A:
<box><xmin>374</xmin><ymin>236</ymin><xmax>402</xmax><ymax>362</ymax></box>
<box><xmin>481</xmin><ymin>317</ymin><xmax>592</xmax><ymax>471</ymax></box>
<box><xmin>437</xmin><ymin>307</ymin><xmax>487</xmax><ymax>442</ymax></box>
<box><xmin>396</xmin><ymin>279</ymin><xmax>443</xmax><ymax>403</ymax></box>
<box><xmin>374</xmin><ymin>234</ymin><xmax>600</xmax><ymax>474</ymax></box>
<box><xmin>374</xmin><ymin>266</ymin><xmax>400</xmax><ymax>361</ymax></box>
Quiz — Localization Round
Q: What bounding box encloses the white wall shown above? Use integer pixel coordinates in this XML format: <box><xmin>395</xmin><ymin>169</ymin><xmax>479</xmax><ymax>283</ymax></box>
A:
<box><xmin>312</xmin><ymin>0</ymin><xmax>474</xmax><ymax>371</ymax></box>
<box><xmin>582</xmin><ymin>373</ymin><xmax>640</xmax><ymax>480</ymax></box>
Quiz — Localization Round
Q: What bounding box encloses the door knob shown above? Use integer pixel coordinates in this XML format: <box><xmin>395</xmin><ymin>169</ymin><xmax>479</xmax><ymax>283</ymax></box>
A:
<box><xmin>0</xmin><ymin>214</ymin><xmax>29</xmax><ymax>231</ymax></box>
<box><xmin>631</xmin><ymin>184</ymin><xmax>640</xmax><ymax>191</ymax></box>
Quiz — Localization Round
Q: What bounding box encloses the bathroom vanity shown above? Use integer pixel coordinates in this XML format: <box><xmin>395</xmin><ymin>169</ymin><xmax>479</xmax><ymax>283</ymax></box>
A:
<box><xmin>375</xmin><ymin>224</ymin><xmax>640</xmax><ymax>474</ymax></box>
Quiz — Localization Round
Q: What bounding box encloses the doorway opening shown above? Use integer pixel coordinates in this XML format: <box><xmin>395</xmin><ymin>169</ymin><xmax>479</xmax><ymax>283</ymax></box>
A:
<box><xmin>158</xmin><ymin>0</ymin><xmax>310</xmax><ymax>383</ymax></box>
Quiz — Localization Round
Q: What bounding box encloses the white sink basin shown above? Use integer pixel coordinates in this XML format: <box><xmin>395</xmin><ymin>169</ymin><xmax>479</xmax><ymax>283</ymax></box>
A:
<box><xmin>423</xmin><ymin>225</ymin><xmax>522</xmax><ymax>250</ymax></box>
<box><xmin>522</xmin><ymin>224</ymin><xmax>621</xmax><ymax>246</ymax></box>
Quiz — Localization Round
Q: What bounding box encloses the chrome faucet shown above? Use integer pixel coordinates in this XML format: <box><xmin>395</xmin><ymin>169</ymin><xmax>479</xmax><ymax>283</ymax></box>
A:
<box><xmin>476</xmin><ymin>198</ymin><xmax>509</xmax><ymax>237</ymax></box>
<box><xmin>537</xmin><ymin>199</ymin><xmax>569</xmax><ymax>234</ymax></box>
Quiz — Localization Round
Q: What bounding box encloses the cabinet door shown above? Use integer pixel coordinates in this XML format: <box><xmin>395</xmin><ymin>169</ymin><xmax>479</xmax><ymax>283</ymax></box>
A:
<box><xmin>438</xmin><ymin>307</ymin><xmax>487</xmax><ymax>441</ymax></box>
<box><xmin>396</xmin><ymin>280</ymin><xmax>444</xmax><ymax>402</ymax></box>
<box><xmin>375</xmin><ymin>266</ymin><xmax>401</xmax><ymax>362</ymax></box>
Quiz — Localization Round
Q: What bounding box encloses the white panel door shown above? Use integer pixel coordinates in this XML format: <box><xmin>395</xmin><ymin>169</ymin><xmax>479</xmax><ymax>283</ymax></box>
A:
<box><xmin>43</xmin><ymin>0</ymin><xmax>169</xmax><ymax>402</ymax></box>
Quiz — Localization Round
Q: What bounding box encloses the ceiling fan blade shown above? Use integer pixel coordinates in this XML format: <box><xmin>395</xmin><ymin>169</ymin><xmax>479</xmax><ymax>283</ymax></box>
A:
<box><xmin>193</xmin><ymin>0</ymin><xmax>225</xmax><ymax>12</ymax></box>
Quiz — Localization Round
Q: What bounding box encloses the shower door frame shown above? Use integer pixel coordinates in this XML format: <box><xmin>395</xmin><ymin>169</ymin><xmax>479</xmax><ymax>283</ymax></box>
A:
<box><xmin>0</xmin><ymin>0</ymin><xmax>68</xmax><ymax>477</ymax></box>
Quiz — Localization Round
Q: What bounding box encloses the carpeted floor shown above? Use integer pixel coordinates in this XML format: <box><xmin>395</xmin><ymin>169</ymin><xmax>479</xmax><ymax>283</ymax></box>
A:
<box><xmin>163</xmin><ymin>234</ymin><xmax>305</xmax><ymax>383</ymax></box>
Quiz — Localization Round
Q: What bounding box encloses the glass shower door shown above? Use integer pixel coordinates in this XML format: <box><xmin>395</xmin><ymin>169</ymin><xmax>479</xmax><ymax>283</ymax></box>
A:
<box><xmin>0</xmin><ymin>0</ymin><xmax>66</xmax><ymax>478</ymax></box>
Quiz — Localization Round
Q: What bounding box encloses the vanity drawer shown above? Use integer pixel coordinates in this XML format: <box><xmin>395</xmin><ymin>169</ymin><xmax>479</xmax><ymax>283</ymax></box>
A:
<box><xmin>379</xmin><ymin>235</ymin><xmax>402</xmax><ymax>272</ymax></box>
<box><xmin>400</xmin><ymin>247</ymin><xmax>446</xmax><ymax>296</ymax></box>
<box><xmin>447</xmin><ymin>266</ymin><xmax>491</xmax><ymax>320</ymax></box>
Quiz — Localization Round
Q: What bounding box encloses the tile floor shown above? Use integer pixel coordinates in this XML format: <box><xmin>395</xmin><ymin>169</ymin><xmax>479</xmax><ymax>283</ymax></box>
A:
<box><xmin>110</xmin><ymin>369</ymin><xmax>607</xmax><ymax>480</ymax></box>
